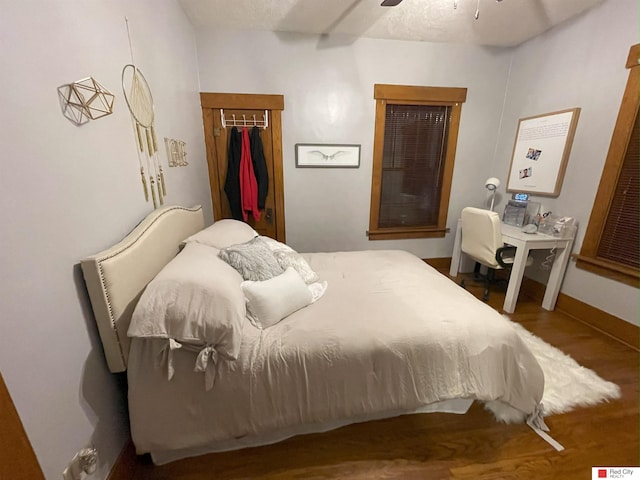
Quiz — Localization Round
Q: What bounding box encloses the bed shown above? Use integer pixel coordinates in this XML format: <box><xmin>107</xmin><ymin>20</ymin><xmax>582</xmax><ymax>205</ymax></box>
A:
<box><xmin>81</xmin><ymin>205</ymin><xmax>545</xmax><ymax>465</ymax></box>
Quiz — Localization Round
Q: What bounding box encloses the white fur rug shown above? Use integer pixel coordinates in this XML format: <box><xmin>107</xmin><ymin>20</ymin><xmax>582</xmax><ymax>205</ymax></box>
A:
<box><xmin>512</xmin><ymin>322</ymin><xmax>621</xmax><ymax>415</ymax></box>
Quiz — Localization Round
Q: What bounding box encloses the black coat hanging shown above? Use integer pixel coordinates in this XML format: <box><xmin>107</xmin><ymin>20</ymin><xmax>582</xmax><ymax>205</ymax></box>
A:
<box><xmin>250</xmin><ymin>126</ymin><xmax>269</xmax><ymax>210</ymax></box>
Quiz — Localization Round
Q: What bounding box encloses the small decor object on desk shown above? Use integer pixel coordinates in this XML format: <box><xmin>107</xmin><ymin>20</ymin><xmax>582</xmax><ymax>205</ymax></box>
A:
<box><xmin>538</xmin><ymin>215</ymin><xmax>577</xmax><ymax>238</ymax></box>
<box><xmin>295</xmin><ymin>144</ymin><xmax>360</xmax><ymax>168</ymax></box>
<box><xmin>57</xmin><ymin>77</ymin><xmax>115</xmax><ymax>126</ymax></box>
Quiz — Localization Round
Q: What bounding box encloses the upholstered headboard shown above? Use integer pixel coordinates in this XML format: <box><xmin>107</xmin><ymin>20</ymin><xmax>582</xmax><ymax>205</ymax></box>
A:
<box><xmin>81</xmin><ymin>205</ymin><xmax>204</xmax><ymax>372</ymax></box>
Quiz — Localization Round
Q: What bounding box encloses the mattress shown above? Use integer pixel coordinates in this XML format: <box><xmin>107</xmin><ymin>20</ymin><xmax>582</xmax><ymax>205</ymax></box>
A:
<box><xmin>127</xmin><ymin>249</ymin><xmax>544</xmax><ymax>462</ymax></box>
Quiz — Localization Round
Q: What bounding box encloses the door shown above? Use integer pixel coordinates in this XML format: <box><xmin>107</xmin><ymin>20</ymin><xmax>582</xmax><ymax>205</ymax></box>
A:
<box><xmin>200</xmin><ymin>93</ymin><xmax>286</xmax><ymax>241</ymax></box>
<box><xmin>0</xmin><ymin>373</ymin><xmax>45</xmax><ymax>479</ymax></box>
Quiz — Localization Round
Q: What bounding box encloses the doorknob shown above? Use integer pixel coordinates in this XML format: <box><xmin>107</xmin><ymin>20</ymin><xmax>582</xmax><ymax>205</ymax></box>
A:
<box><xmin>265</xmin><ymin>208</ymin><xmax>273</xmax><ymax>225</ymax></box>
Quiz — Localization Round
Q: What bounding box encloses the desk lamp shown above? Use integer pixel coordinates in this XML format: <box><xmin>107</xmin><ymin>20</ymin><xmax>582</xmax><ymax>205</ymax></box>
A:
<box><xmin>485</xmin><ymin>177</ymin><xmax>500</xmax><ymax>211</ymax></box>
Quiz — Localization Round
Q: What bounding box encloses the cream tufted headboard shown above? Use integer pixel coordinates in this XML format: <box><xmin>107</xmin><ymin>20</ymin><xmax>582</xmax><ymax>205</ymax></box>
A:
<box><xmin>81</xmin><ymin>205</ymin><xmax>204</xmax><ymax>372</ymax></box>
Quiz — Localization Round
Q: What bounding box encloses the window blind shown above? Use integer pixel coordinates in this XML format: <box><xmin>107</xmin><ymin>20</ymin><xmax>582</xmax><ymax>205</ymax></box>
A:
<box><xmin>597</xmin><ymin>110</ymin><xmax>640</xmax><ymax>268</ymax></box>
<box><xmin>378</xmin><ymin>104</ymin><xmax>450</xmax><ymax>228</ymax></box>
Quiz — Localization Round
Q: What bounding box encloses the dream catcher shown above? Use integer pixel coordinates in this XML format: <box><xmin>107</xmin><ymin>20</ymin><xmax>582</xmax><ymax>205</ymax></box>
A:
<box><xmin>121</xmin><ymin>18</ymin><xmax>165</xmax><ymax>208</ymax></box>
<box><xmin>122</xmin><ymin>64</ymin><xmax>165</xmax><ymax>208</ymax></box>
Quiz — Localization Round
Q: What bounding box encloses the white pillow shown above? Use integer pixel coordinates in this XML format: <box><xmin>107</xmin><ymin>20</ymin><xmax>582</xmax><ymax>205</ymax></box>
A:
<box><xmin>182</xmin><ymin>219</ymin><xmax>258</xmax><ymax>249</ymax></box>
<box><xmin>218</xmin><ymin>236</ymin><xmax>284</xmax><ymax>281</ymax></box>
<box><xmin>128</xmin><ymin>242</ymin><xmax>245</xmax><ymax>359</ymax></box>
<box><xmin>241</xmin><ymin>267</ymin><xmax>313</xmax><ymax>329</ymax></box>
<box><xmin>260</xmin><ymin>236</ymin><xmax>319</xmax><ymax>284</ymax></box>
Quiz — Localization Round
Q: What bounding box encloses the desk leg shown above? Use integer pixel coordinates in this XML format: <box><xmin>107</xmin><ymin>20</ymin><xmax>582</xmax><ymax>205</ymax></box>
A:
<box><xmin>542</xmin><ymin>241</ymin><xmax>573</xmax><ymax>310</ymax></box>
<box><xmin>503</xmin><ymin>245</ymin><xmax>529</xmax><ymax>314</ymax></box>
<box><xmin>450</xmin><ymin>220</ymin><xmax>463</xmax><ymax>277</ymax></box>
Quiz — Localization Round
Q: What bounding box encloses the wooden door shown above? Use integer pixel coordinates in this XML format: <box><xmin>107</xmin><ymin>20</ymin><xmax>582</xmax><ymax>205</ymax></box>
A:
<box><xmin>200</xmin><ymin>93</ymin><xmax>286</xmax><ymax>241</ymax></box>
<box><xmin>0</xmin><ymin>373</ymin><xmax>45</xmax><ymax>479</ymax></box>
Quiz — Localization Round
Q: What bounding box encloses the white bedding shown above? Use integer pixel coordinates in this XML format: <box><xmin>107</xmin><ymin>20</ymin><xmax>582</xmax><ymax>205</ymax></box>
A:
<box><xmin>127</xmin><ymin>249</ymin><xmax>544</xmax><ymax>461</ymax></box>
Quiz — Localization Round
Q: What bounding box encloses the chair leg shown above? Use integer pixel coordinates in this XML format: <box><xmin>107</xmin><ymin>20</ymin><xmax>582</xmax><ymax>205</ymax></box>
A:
<box><xmin>473</xmin><ymin>262</ymin><xmax>482</xmax><ymax>281</ymax></box>
<box><xmin>483</xmin><ymin>269</ymin><xmax>495</xmax><ymax>302</ymax></box>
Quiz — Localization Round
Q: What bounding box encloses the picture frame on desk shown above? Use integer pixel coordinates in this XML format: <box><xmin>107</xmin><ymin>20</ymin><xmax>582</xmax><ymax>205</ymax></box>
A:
<box><xmin>506</xmin><ymin>108</ymin><xmax>581</xmax><ymax>196</ymax></box>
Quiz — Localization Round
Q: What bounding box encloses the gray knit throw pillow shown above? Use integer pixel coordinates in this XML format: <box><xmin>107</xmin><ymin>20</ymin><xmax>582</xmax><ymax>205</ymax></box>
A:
<box><xmin>218</xmin><ymin>236</ymin><xmax>284</xmax><ymax>282</ymax></box>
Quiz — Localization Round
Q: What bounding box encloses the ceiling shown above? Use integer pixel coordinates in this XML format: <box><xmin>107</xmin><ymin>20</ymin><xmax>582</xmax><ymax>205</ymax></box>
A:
<box><xmin>178</xmin><ymin>0</ymin><xmax>604</xmax><ymax>47</ymax></box>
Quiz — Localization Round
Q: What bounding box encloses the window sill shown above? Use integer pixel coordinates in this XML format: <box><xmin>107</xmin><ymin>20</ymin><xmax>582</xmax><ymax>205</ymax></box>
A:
<box><xmin>573</xmin><ymin>254</ymin><xmax>639</xmax><ymax>288</ymax></box>
<box><xmin>368</xmin><ymin>227</ymin><xmax>449</xmax><ymax>240</ymax></box>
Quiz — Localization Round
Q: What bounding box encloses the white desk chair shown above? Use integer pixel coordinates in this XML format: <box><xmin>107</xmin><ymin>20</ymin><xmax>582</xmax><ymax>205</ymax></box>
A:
<box><xmin>460</xmin><ymin>207</ymin><xmax>532</xmax><ymax>301</ymax></box>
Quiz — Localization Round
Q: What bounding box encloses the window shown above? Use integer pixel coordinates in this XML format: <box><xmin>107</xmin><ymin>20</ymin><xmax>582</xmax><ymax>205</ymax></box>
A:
<box><xmin>368</xmin><ymin>84</ymin><xmax>466</xmax><ymax>240</ymax></box>
<box><xmin>574</xmin><ymin>44</ymin><xmax>640</xmax><ymax>287</ymax></box>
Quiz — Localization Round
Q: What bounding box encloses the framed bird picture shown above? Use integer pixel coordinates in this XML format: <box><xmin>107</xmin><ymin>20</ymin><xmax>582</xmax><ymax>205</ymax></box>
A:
<box><xmin>295</xmin><ymin>143</ymin><xmax>360</xmax><ymax>168</ymax></box>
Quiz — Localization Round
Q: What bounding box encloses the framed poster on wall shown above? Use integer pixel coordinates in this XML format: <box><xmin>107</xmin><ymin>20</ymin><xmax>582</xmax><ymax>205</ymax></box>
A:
<box><xmin>506</xmin><ymin>108</ymin><xmax>580</xmax><ymax>196</ymax></box>
<box><xmin>295</xmin><ymin>144</ymin><xmax>360</xmax><ymax>168</ymax></box>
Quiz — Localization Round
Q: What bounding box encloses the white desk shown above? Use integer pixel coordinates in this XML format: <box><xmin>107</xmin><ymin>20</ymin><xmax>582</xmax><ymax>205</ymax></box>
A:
<box><xmin>450</xmin><ymin>220</ymin><xmax>575</xmax><ymax>314</ymax></box>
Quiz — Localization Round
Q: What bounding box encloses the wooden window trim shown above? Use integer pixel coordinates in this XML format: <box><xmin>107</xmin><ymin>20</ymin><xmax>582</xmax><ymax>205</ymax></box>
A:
<box><xmin>573</xmin><ymin>44</ymin><xmax>640</xmax><ymax>287</ymax></box>
<box><xmin>374</xmin><ymin>84</ymin><xmax>468</xmax><ymax>103</ymax></box>
<box><xmin>368</xmin><ymin>85</ymin><xmax>466</xmax><ymax>241</ymax></box>
<box><xmin>368</xmin><ymin>226</ymin><xmax>451</xmax><ymax>241</ymax></box>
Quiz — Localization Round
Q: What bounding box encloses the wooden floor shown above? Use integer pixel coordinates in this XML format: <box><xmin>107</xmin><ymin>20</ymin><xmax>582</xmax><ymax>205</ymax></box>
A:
<box><xmin>133</xmin><ymin>271</ymin><xmax>639</xmax><ymax>479</ymax></box>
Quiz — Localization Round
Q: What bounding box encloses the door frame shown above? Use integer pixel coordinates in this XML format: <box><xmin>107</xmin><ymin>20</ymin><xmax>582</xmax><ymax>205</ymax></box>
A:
<box><xmin>0</xmin><ymin>373</ymin><xmax>45</xmax><ymax>479</ymax></box>
<box><xmin>200</xmin><ymin>93</ymin><xmax>286</xmax><ymax>241</ymax></box>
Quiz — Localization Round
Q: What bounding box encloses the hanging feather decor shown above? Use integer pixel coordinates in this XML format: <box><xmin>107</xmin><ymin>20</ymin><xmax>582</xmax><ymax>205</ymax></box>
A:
<box><xmin>121</xmin><ymin>18</ymin><xmax>166</xmax><ymax>208</ymax></box>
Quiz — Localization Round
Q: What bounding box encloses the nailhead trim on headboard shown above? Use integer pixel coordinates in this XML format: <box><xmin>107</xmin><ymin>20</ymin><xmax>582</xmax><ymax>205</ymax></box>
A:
<box><xmin>81</xmin><ymin>205</ymin><xmax>204</xmax><ymax>372</ymax></box>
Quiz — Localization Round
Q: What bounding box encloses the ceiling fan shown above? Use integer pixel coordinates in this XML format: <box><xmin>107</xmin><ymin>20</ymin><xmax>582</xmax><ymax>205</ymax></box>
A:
<box><xmin>382</xmin><ymin>0</ymin><xmax>503</xmax><ymax>4</ymax></box>
<box><xmin>381</xmin><ymin>0</ymin><xmax>504</xmax><ymax>19</ymax></box>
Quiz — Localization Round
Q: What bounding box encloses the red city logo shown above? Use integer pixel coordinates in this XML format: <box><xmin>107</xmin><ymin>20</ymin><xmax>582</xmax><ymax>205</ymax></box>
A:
<box><xmin>598</xmin><ymin>470</ymin><xmax>607</xmax><ymax>478</ymax></box>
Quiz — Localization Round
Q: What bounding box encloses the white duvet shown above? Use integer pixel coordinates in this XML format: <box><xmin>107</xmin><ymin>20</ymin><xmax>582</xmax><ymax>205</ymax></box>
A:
<box><xmin>127</xmin><ymin>250</ymin><xmax>544</xmax><ymax>460</ymax></box>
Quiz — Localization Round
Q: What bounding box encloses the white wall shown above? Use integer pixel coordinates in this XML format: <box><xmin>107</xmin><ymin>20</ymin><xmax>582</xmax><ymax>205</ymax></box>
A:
<box><xmin>493</xmin><ymin>0</ymin><xmax>638</xmax><ymax>325</ymax></box>
<box><xmin>0</xmin><ymin>1</ymin><xmax>209</xmax><ymax>478</ymax></box>
<box><xmin>195</xmin><ymin>29</ymin><xmax>513</xmax><ymax>258</ymax></box>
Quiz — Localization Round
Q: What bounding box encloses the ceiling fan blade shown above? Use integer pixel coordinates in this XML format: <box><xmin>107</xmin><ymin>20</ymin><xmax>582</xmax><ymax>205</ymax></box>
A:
<box><xmin>381</xmin><ymin>0</ymin><xmax>403</xmax><ymax>6</ymax></box>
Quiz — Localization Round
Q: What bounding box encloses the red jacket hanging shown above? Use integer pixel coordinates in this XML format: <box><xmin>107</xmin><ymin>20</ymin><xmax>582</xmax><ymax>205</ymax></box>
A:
<box><xmin>239</xmin><ymin>127</ymin><xmax>261</xmax><ymax>222</ymax></box>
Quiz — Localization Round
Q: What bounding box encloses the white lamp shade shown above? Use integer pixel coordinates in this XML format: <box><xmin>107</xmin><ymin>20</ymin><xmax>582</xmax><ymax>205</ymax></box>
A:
<box><xmin>485</xmin><ymin>177</ymin><xmax>500</xmax><ymax>191</ymax></box>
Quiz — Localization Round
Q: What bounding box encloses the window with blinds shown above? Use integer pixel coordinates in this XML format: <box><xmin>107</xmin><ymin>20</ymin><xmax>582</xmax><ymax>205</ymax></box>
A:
<box><xmin>379</xmin><ymin>104</ymin><xmax>450</xmax><ymax>228</ymax></box>
<box><xmin>597</xmin><ymin>110</ymin><xmax>639</xmax><ymax>268</ymax></box>
<box><xmin>575</xmin><ymin>44</ymin><xmax>640</xmax><ymax>287</ymax></box>
<box><xmin>368</xmin><ymin>85</ymin><xmax>467</xmax><ymax>240</ymax></box>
